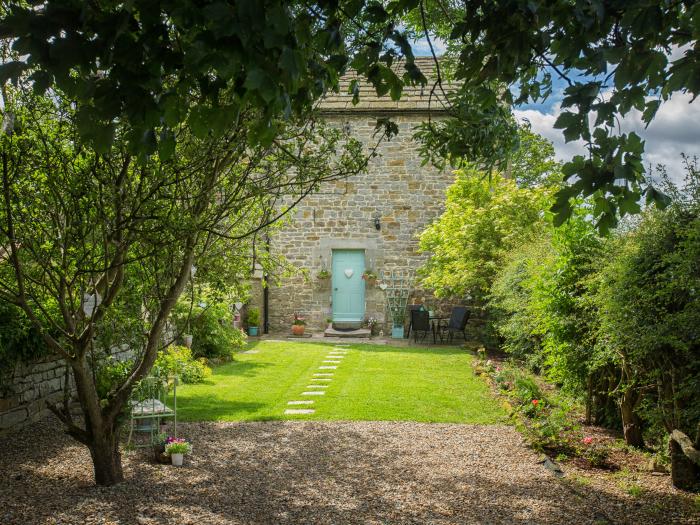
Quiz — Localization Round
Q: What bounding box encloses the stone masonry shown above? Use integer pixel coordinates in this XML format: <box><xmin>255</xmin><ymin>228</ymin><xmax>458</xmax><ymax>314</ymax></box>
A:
<box><xmin>0</xmin><ymin>346</ymin><xmax>132</xmax><ymax>435</ymax></box>
<box><xmin>266</xmin><ymin>58</ymin><xmax>455</xmax><ymax>332</ymax></box>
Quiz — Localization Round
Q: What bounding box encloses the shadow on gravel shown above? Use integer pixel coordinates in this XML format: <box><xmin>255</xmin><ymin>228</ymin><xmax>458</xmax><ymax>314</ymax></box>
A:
<box><xmin>0</xmin><ymin>419</ymin><xmax>695</xmax><ymax>525</ymax></box>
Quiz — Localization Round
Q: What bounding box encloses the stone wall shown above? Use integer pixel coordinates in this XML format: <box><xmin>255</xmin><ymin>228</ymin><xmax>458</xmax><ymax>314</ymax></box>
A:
<box><xmin>267</xmin><ymin>113</ymin><xmax>455</xmax><ymax>332</ymax></box>
<box><xmin>0</xmin><ymin>346</ymin><xmax>132</xmax><ymax>435</ymax></box>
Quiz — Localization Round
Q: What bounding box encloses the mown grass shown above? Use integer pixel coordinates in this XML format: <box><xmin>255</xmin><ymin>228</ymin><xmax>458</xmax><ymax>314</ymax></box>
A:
<box><xmin>176</xmin><ymin>340</ymin><xmax>506</xmax><ymax>424</ymax></box>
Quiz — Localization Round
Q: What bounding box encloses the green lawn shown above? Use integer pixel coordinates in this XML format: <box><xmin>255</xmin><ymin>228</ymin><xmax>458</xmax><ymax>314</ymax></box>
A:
<box><xmin>176</xmin><ymin>340</ymin><xmax>506</xmax><ymax>424</ymax></box>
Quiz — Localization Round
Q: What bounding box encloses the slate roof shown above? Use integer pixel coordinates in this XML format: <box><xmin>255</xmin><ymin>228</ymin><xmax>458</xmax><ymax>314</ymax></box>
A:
<box><xmin>318</xmin><ymin>57</ymin><xmax>450</xmax><ymax>114</ymax></box>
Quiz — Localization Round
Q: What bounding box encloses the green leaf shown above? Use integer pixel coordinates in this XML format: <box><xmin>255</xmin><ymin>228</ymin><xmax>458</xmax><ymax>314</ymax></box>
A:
<box><xmin>641</xmin><ymin>99</ymin><xmax>661</xmax><ymax>126</ymax></box>
<box><xmin>158</xmin><ymin>129</ymin><xmax>176</xmax><ymax>161</ymax></box>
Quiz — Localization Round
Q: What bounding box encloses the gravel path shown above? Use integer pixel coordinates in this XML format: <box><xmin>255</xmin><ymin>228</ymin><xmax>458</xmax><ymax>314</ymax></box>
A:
<box><xmin>1</xmin><ymin>419</ymin><xmax>697</xmax><ymax>524</ymax></box>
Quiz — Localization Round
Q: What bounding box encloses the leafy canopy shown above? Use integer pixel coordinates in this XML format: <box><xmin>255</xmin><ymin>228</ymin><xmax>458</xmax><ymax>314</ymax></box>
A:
<box><xmin>402</xmin><ymin>0</ymin><xmax>699</xmax><ymax>231</ymax></box>
<box><xmin>2</xmin><ymin>1</ymin><xmax>698</xmax><ymax>230</ymax></box>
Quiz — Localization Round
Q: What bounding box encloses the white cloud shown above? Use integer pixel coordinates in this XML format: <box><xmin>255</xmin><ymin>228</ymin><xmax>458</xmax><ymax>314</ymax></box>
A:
<box><xmin>514</xmin><ymin>92</ymin><xmax>700</xmax><ymax>182</ymax></box>
<box><xmin>411</xmin><ymin>36</ymin><xmax>447</xmax><ymax>57</ymax></box>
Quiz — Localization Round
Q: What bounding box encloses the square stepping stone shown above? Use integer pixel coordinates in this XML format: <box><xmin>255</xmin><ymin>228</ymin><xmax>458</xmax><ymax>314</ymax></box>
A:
<box><xmin>287</xmin><ymin>400</ymin><xmax>314</xmax><ymax>405</ymax></box>
<box><xmin>314</xmin><ymin>373</ymin><xmax>333</xmax><ymax>377</ymax></box>
<box><xmin>284</xmin><ymin>409</ymin><xmax>315</xmax><ymax>415</ymax></box>
<box><xmin>323</xmin><ymin>360</ymin><xmax>341</xmax><ymax>364</ymax></box>
<box><xmin>319</xmin><ymin>366</ymin><xmax>337</xmax><ymax>369</ymax></box>
<box><xmin>311</xmin><ymin>378</ymin><xmax>332</xmax><ymax>382</ymax></box>
<box><xmin>327</xmin><ymin>354</ymin><xmax>345</xmax><ymax>357</ymax></box>
<box><xmin>301</xmin><ymin>391</ymin><xmax>325</xmax><ymax>395</ymax></box>
<box><xmin>306</xmin><ymin>385</ymin><xmax>328</xmax><ymax>389</ymax></box>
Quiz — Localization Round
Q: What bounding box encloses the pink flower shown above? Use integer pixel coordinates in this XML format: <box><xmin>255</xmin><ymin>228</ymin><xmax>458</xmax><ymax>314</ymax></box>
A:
<box><xmin>582</xmin><ymin>436</ymin><xmax>594</xmax><ymax>445</ymax></box>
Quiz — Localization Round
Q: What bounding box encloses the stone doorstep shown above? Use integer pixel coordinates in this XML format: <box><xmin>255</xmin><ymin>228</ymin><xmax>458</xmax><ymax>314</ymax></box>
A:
<box><xmin>301</xmin><ymin>391</ymin><xmax>326</xmax><ymax>396</ymax></box>
<box><xmin>284</xmin><ymin>409</ymin><xmax>315</xmax><ymax>415</ymax></box>
<box><xmin>287</xmin><ymin>400</ymin><xmax>314</xmax><ymax>405</ymax></box>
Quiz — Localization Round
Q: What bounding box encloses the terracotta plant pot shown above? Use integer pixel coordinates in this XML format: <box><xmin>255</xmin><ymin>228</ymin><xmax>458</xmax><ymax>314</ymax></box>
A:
<box><xmin>292</xmin><ymin>324</ymin><xmax>305</xmax><ymax>336</ymax></box>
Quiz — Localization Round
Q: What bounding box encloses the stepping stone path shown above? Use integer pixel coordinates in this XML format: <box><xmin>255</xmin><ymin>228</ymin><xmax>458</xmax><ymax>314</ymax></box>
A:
<box><xmin>284</xmin><ymin>346</ymin><xmax>350</xmax><ymax>417</ymax></box>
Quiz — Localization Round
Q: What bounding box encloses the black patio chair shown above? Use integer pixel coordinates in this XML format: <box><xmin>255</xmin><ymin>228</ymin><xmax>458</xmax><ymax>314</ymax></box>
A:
<box><xmin>439</xmin><ymin>306</ymin><xmax>470</xmax><ymax>343</ymax></box>
<box><xmin>410</xmin><ymin>309</ymin><xmax>431</xmax><ymax>343</ymax></box>
<box><xmin>405</xmin><ymin>304</ymin><xmax>423</xmax><ymax>338</ymax></box>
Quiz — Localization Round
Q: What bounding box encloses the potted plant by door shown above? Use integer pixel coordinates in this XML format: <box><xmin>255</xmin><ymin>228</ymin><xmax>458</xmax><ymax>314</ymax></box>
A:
<box><xmin>247</xmin><ymin>307</ymin><xmax>260</xmax><ymax>336</ymax></box>
<box><xmin>164</xmin><ymin>437</ymin><xmax>192</xmax><ymax>467</ymax></box>
<box><xmin>361</xmin><ymin>269</ymin><xmax>378</xmax><ymax>286</ymax></box>
<box><xmin>292</xmin><ymin>313</ymin><xmax>306</xmax><ymax>336</ymax></box>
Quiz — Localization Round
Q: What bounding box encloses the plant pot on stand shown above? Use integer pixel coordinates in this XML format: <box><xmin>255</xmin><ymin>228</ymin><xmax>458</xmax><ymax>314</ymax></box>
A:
<box><xmin>291</xmin><ymin>324</ymin><xmax>305</xmax><ymax>336</ymax></box>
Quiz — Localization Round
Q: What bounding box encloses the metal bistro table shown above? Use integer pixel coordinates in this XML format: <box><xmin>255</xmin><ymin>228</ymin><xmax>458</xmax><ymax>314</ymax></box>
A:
<box><xmin>429</xmin><ymin>315</ymin><xmax>449</xmax><ymax>343</ymax></box>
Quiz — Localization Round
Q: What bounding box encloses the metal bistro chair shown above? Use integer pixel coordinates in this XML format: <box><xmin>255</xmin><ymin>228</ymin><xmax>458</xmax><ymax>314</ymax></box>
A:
<box><xmin>410</xmin><ymin>309</ymin><xmax>432</xmax><ymax>343</ymax></box>
<box><xmin>439</xmin><ymin>306</ymin><xmax>470</xmax><ymax>343</ymax></box>
<box><xmin>405</xmin><ymin>304</ymin><xmax>423</xmax><ymax>339</ymax></box>
<box><xmin>127</xmin><ymin>375</ymin><xmax>177</xmax><ymax>448</ymax></box>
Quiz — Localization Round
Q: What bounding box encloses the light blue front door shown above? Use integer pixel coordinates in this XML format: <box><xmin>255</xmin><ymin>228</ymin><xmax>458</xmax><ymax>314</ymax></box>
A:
<box><xmin>332</xmin><ymin>250</ymin><xmax>365</xmax><ymax>322</ymax></box>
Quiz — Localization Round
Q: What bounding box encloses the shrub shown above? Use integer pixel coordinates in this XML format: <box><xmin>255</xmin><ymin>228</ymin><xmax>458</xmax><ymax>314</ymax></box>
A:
<box><xmin>0</xmin><ymin>302</ymin><xmax>49</xmax><ymax>375</ymax></box>
<box><xmin>153</xmin><ymin>345</ymin><xmax>211</xmax><ymax>384</ymax></box>
<box><xmin>173</xmin><ymin>297</ymin><xmax>247</xmax><ymax>359</ymax></box>
<box><xmin>247</xmin><ymin>307</ymin><xmax>260</xmax><ymax>327</ymax></box>
<box><xmin>95</xmin><ymin>356</ymin><xmax>133</xmax><ymax>400</ymax></box>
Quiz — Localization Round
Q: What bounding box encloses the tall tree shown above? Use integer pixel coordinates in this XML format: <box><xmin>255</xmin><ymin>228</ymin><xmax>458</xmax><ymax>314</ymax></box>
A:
<box><xmin>0</xmin><ymin>87</ymin><xmax>377</xmax><ymax>485</ymax></box>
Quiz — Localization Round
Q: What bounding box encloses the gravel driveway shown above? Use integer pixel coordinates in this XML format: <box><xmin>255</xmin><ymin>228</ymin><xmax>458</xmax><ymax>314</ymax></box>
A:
<box><xmin>1</xmin><ymin>419</ymin><xmax>696</xmax><ymax>524</ymax></box>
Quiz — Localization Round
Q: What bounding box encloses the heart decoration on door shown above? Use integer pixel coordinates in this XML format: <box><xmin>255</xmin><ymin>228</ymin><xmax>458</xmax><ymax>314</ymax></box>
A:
<box><xmin>344</xmin><ymin>268</ymin><xmax>354</xmax><ymax>278</ymax></box>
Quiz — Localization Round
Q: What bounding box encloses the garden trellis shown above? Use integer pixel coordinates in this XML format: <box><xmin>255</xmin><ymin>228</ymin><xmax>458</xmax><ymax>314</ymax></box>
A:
<box><xmin>380</xmin><ymin>268</ymin><xmax>415</xmax><ymax>328</ymax></box>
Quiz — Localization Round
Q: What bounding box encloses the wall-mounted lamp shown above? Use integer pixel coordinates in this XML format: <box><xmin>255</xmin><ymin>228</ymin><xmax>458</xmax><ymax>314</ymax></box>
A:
<box><xmin>373</xmin><ymin>217</ymin><xmax>381</xmax><ymax>231</ymax></box>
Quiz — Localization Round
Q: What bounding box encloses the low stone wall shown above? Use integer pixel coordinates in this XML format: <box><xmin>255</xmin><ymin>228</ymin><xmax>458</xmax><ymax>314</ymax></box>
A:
<box><xmin>0</xmin><ymin>355</ymin><xmax>74</xmax><ymax>435</ymax></box>
<box><xmin>0</xmin><ymin>346</ymin><xmax>133</xmax><ymax>435</ymax></box>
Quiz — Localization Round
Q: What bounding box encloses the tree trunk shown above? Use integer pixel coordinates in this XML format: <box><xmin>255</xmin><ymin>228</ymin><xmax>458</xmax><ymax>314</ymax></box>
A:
<box><xmin>71</xmin><ymin>355</ymin><xmax>126</xmax><ymax>486</ymax></box>
<box><xmin>89</xmin><ymin>428</ymin><xmax>124</xmax><ymax>486</ymax></box>
<box><xmin>620</xmin><ymin>390</ymin><xmax>644</xmax><ymax>448</ymax></box>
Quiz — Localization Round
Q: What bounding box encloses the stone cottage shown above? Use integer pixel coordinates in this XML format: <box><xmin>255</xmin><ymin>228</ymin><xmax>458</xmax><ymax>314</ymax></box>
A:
<box><xmin>261</xmin><ymin>57</ymin><xmax>455</xmax><ymax>334</ymax></box>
